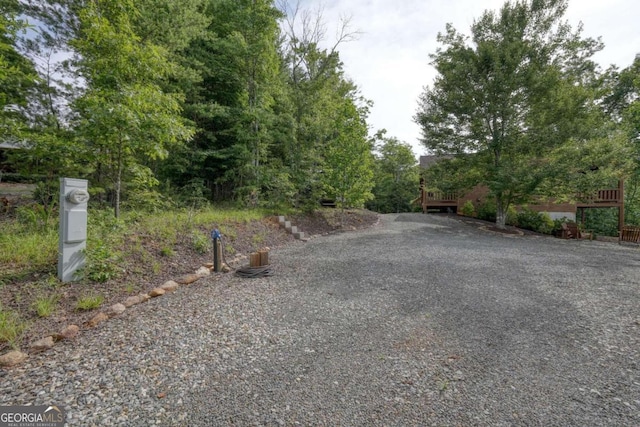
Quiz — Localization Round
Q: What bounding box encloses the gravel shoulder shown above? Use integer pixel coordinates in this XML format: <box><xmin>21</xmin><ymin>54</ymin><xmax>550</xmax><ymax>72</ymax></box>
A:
<box><xmin>1</xmin><ymin>213</ymin><xmax>639</xmax><ymax>426</ymax></box>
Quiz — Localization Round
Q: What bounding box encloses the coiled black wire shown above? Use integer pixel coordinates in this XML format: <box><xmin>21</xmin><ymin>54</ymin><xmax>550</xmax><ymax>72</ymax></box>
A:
<box><xmin>234</xmin><ymin>265</ymin><xmax>273</xmax><ymax>279</ymax></box>
<box><xmin>216</xmin><ymin>233</ymin><xmax>273</xmax><ymax>278</ymax></box>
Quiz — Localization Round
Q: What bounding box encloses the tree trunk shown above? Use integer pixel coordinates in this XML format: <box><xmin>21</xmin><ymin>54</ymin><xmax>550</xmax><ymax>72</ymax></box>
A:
<box><xmin>114</xmin><ymin>143</ymin><xmax>122</xmax><ymax>219</ymax></box>
<box><xmin>495</xmin><ymin>196</ymin><xmax>506</xmax><ymax>229</ymax></box>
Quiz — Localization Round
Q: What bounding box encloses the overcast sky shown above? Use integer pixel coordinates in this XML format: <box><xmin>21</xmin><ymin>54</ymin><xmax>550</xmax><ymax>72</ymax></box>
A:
<box><xmin>307</xmin><ymin>0</ymin><xmax>640</xmax><ymax>157</ymax></box>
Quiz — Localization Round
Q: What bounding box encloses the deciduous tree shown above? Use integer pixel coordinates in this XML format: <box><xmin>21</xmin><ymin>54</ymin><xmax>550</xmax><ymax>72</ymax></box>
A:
<box><xmin>415</xmin><ymin>0</ymin><xmax>611</xmax><ymax>228</ymax></box>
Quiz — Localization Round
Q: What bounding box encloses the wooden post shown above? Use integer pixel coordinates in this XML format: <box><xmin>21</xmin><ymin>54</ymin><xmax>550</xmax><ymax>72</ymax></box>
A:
<box><xmin>250</xmin><ymin>252</ymin><xmax>261</xmax><ymax>267</ymax></box>
<box><xmin>258</xmin><ymin>249</ymin><xmax>269</xmax><ymax>266</ymax></box>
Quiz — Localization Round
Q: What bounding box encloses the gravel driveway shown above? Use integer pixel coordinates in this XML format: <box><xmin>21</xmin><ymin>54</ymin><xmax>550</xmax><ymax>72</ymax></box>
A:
<box><xmin>1</xmin><ymin>213</ymin><xmax>639</xmax><ymax>426</ymax></box>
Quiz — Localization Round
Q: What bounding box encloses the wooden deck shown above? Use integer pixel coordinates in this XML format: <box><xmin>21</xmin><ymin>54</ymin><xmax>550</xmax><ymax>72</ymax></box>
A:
<box><xmin>576</xmin><ymin>188</ymin><xmax>622</xmax><ymax>208</ymax></box>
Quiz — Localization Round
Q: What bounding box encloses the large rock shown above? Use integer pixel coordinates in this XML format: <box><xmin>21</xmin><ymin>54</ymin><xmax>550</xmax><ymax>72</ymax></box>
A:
<box><xmin>160</xmin><ymin>280</ymin><xmax>179</xmax><ymax>292</ymax></box>
<box><xmin>87</xmin><ymin>312</ymin><xmax>109</xmax><ymax>328</ymax></box>
<box><xmin>195</xmin><ymin>266</ymin><xmax>210</xmax><ymax>277</ymax></box>
<box><xmin>176</xmin><ymin>274</ymin><xmax>200</xmax><ymax>285</ymax></box>
<box><xmin>149</xmin><ymin>288</ymin><xmax>166</xmax><ymax>297</ymax></box>
<box><xmin>0</xmin><ymin>350</ymin><xmax>27</xmax><ymax>367</ymax></box>
<box><xmin>30</xmin><ymin>336</ymin><xmax>55</xmax><ymax>352</ymax></box>
<box><xmin>138</xmin><ymin>293</ymin><xmax>151</xmax><ymax>303</ymax></box>
<box><xmin>58</xmin><ymin>324</ymin><xmax>80</xmax><ymax>340</ymax></box>
<box><xmin>123</xmin><ymin>295</ymin><xmax>142</xmax><ymax>307</ymax></box>
<box><xmin>106</xmin><ymin>303</ymin><xmax>126</xmax><ymax>316</ymax></box>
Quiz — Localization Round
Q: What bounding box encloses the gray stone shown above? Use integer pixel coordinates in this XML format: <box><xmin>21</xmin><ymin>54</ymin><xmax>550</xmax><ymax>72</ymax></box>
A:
<box><xmin>293</xmin><ymin>232</ymin><xmax>305</xmax><ymax>240</ymax></box>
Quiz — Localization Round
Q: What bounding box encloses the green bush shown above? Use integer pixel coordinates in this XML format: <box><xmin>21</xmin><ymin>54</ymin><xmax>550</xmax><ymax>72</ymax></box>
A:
<box><xmin>516</xmin><ymin>207</ymin><xmax>554</xmax><ymax>234</ymax></box>
<box><xmin>460</xmin><ymin>200</ymin><xmax>475</xmax><ymax>217</ymax></box>
<box><xmin>476</xmin><ymin>199</ymin><xmax>496</xmax><ymax>222</ymax></box>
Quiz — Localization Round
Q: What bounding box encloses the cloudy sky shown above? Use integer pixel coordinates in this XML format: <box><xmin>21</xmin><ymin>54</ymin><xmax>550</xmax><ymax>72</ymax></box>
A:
<box><xmin>306</xmin><ymin>0</ymin><xmax>640</xmax><ymax>157</ymax></box>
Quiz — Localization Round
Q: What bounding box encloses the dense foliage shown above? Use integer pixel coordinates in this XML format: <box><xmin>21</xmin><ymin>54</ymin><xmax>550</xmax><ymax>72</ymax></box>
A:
<box><xmin>415</xmin><ymin>0</ymin><xmax>636</xmax><ymax>228</ymax></box>
<box><xmin>2</xmin><ymin>0</ymin><xmax>379</xmax><ymax>214</ymax></box>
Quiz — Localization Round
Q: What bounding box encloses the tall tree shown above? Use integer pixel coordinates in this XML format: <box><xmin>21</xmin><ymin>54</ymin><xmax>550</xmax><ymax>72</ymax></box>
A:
<box><xmin>322</xmin><ymin>95</ymin><xmax>374</xmax><ymax>213</ymax></box>
<box><xmin>414</xmin><ymin>0</ymin><xmax>611</xmax><ymax>228</ymax></box>
<box><xmin>0</xmin><ymin>1</ymin><xmax>38</xmax><ymax>142</ymax></box>
<box><xmin>279</xmin><ymin>1</ymin><xmax>362</xmax><ymax>207</ymax></box>
<box><xmin>72</xmin><ymin>0</ymin><xmax>194</xmax><ymax>217</ymax></box>
<box><xmin>367</xmin><ymin>131</ymin><xmax>419</xmax><ymax>213</ymax></box>
<box><xmin>168</xmin><ymin>0</ymin><xmax>284</xmax><ymax>204</ymax></box>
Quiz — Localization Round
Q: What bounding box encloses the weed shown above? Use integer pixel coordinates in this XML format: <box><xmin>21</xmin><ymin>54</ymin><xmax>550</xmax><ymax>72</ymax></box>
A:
<box><xmin>252</xmin><ymin>232</ymin><xmax>266</xmax><ymax>247</ymax></box>
<box><xmin>82</xmin><ymin>242</ymin><xmax>120</xmax><ymax>282</ymax></box>
<box><xmin>225</xmin><ymin>244</ymin><xmax>236</xmax><ymax>255</ymax></box>
<box><xmin>191</xmin><ymin>232</ymin><xmax>210</xmax><ymax>254</ymax></box>
<box><xmin>32</xmin><ymin>294</ymin><xmax>59</xmax><ymax>317</ymax></box>
<box><xmin>76</xmin><ymin>294</ymin><xmax>104</xmax><ymax>311</ymax></box>
<box><xmin>151</xmin><ymin>261</ymin><xmax>162</xmax><ymax>275</ymax></box>
<box><xmin>0</xmin><ymin>305</ymin><xmax>28</xmax><ymax>348</ymax></box>
<box><xmin>124</xmin><ymin>284</ymin><xmax>136</xmax><ymax>293</ymax></box>
<box><xmin>160</xmin><ymin>246</ymin><xmax>174</xmax><ymax>257</ymax></box>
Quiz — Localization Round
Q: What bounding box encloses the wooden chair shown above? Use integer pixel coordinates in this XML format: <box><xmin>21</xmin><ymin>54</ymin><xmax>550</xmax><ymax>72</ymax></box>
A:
<box><xmin>619</xmin><ymin>226</ymin><xmax>640</xmax><ymax>244</ymax></box>
<box><xmin>560</xmin><ymin>222</ymin><xmax>577</xmax><ymax>239</ymax></box>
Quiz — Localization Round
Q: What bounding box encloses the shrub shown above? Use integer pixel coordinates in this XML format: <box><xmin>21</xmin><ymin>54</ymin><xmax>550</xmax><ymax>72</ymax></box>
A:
<box><xmin>82</xmin><ymin>242</ymin><xmax>120</xmax><ymax>282</ymax></box>
<box><xmin>460</xmin><ymin>200</ymin><xmax>475</xmax><ymax>217</ymax></box>
<box><xmin>516</xmin><ymin>207</ymin><xmax>554</xmax><ymax>234</ymax></box>
<box><xmin>476</xmin><ymin>199</ymin><xmax>496</xmax><ymax>222</ymax></box>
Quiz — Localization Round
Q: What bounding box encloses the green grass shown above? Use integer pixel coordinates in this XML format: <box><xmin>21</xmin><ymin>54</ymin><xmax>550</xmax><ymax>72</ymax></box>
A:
<box><xmin>76</xmin><ymin>294</ymin><xmax>104</xmax><ymax>311</ymax></box>
<box><xmin>32</xmin><ymin>294</ymin><xmax>59</xmax><ymax>317</ymax></box>
<box><xmin>0</xmin><ymin>305</ymin><xmax>28</xmax><ymax>349</ymax></box>
<box><xmin>0</xmin><ymin>224</ymin><xmax>58</xmax><ymax>278</ymax></box>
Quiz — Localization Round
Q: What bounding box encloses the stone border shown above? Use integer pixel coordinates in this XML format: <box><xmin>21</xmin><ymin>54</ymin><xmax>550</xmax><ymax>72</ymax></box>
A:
<box><xmin>0</xmin><ymin>255</ymin><xmax>247</xmax><ymax>368</ymax></box>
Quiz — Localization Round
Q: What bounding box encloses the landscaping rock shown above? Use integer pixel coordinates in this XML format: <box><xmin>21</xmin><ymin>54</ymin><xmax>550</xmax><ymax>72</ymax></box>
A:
<box><xmin>149</xmin><ymin>288</ymin><xmax>166</xmax><ymax>297</ymax></box>
<box><xmin>161</xmin><ymin>281</ymin><xmax>179</xmax><ymax>292</ymax></box>
<box><xmin>0</xmin><ymin>350</ymin><xmax>27</xmax><ymax>367</ymax></box>
<box><xmin>30</xmin><ymin>336</ymin><xmax>55</xmax><ymax>352</ymax></box>
<box><xmin>176</xmin><ymin>274</ymin><xmax>201</xmax><ymax>284</ymax></box>
<box><xmin>195</xmin><ymin>266</ymin><xmax>210</xmax><ymax>277</ymax></box>
<box><xmin>123</xmin><ymin>295</ymin><xmax>142</xmax><ymax>307</ymax></box>
<box><xmin>138</xmin><ymin>293</ymin><xmax>151</xmax><ymax>302</ymax></box>
<box><xmin>59</xmin><ymin>324</ymin><xmax>80</xmax><ymax>340</ymax></box>
<box><xmin>106</xmin><ymin>303</ymin><xmax>126</xmax><ymax>317</ymax></box>
<box><xmin>87</xmin><ymin>312</ymin><xmax>109</xmax><ymax>328</ymax></box>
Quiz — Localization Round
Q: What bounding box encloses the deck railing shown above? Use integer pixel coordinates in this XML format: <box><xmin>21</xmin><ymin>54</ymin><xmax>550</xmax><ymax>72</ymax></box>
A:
<box><xmin>425</xmin><ymin>191</ymin><xmax>458</xmax><ymax>202</ymax></box>
<box><xmin>578</xmin><ymin>188</ymin><xmax>620</xmax><ymax>204</ymax></box>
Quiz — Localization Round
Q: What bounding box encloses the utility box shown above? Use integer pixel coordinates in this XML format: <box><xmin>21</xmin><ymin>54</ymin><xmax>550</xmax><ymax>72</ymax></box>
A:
<box><xmin>58</xmin><ymin>178</ymin><xmax>90</xmax><ymax>282</ymax></box>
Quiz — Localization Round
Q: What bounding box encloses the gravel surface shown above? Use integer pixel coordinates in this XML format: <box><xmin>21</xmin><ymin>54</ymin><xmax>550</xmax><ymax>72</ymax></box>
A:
<box><xmin>1</xmin><ymin>213</ymin><xmax>639</xmax><ymax>426</ymax></box>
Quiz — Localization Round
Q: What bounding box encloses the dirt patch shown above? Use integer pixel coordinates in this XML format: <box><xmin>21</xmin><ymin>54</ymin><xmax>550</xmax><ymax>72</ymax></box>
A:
<box><xmin>290</xmin><ymin>208</ymin><xmax>380</xmax><ymax>236</ymax></box>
